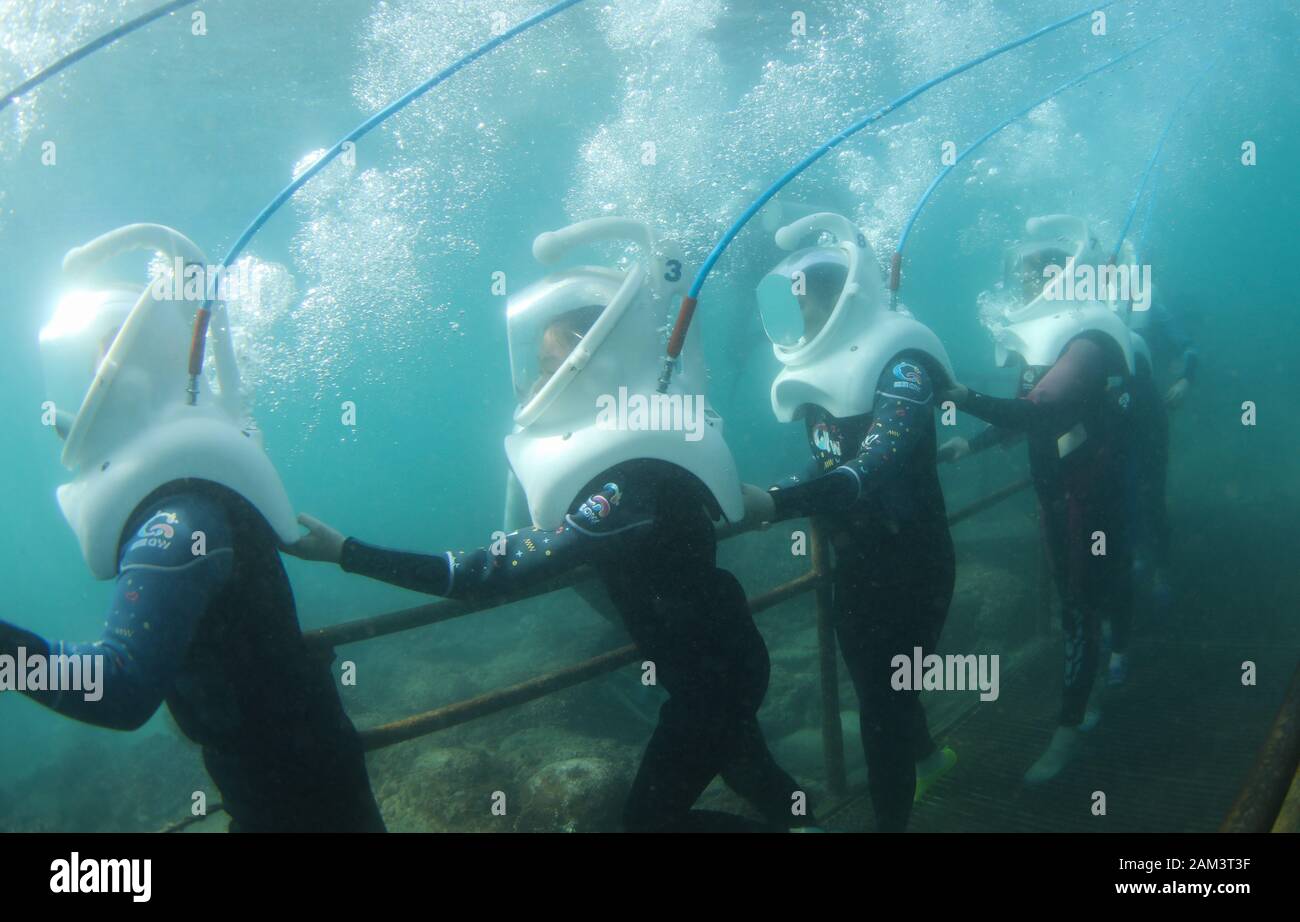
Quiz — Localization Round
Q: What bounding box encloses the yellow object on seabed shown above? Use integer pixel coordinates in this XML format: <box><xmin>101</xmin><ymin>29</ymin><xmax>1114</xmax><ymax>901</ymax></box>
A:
<box><xmin>915</xmin><ymin>746</ymin><xmax>959</xmax><ymax>803</ymax></box>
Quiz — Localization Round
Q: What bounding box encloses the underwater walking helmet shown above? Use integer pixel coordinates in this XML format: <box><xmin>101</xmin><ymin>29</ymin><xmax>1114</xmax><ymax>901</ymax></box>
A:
<box><xmin>503</xmin><ymin>217</ymin><xmax>743</xmax><ymax>530</ymax></box>
<box><xmin>756</xmin><ymin>212</ymin><xmax>953</xmax><ymax>422</ymax></box>
<box><xmin>983</xmin><ymin>214</ymin><xmax>1135</xmax><ymax>374</ymax></box>
<box><xmin>38</xmin><ymin>223</ymin><xmax>297</xmax><ymax>579</ymax></box>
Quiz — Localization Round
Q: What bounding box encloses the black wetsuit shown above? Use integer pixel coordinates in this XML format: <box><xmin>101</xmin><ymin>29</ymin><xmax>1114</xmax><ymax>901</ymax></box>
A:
<box><xmin>766</xmin><ymin>352</ymin><xmax>955</xmax><ymax>833</ymax></box>
<box><xmin>341</xmin><ymin>460</ymin><xmax>810</xmax><ymax>833</ymax></box>
<box><xmin>963</xmin><ymin>334</ymin><xmax>1134</xmax><ymax>726</ymax></box>
<box><xmin>0</xmin><ymin>482</ymin><xmax>384</xmax><ymax>833</ymax></box>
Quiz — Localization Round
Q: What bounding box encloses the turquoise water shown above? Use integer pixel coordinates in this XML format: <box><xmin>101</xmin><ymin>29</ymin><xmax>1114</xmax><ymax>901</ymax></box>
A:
<box><xmin>0</xmin><ymin>0</ymin><xmax>1296</xmax><ymax>831</ymax></box>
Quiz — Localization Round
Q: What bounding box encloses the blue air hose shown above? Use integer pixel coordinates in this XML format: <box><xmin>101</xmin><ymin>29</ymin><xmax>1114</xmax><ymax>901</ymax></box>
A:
<box><xmin>0</xmin><ymin>0</ymin><xmax>200</xmax><ymax>114</ymax></box>
<box><xmin>1134</xmin><ymin>161</ymin><xmax>1161</xmax><ymax>258</ymax></box>
<box><xmin>1111</xmin><ymin>59</ymin><xmax>1216</xmax><ymax>263</ymax></box>
<box><xmin>660</xmin><ymin>0</ymin><xmax>1120</xmax><ymax>389</ymax></box>
<box><xmin>892</xmin><ymin>31</ymin><xmax>1173</xmax><ymax>302</ymax></box>
<box><xmin>186</xmin><ymin>0</ymin><xmax>588</xmax><ymax>402</ymax></box>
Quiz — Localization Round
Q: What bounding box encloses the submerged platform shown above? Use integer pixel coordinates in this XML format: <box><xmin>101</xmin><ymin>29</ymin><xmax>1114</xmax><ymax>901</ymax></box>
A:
<box><xmin>825</xmin><ymin>636</ymin><xmax>1295</xmax><ymax>833</ymax></box>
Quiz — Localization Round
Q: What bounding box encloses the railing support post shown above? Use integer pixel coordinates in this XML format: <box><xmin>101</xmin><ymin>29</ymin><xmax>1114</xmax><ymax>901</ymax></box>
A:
<box><xmin>811</xmin><ymin>520</ymin><xmax>848</xmax><ymax>798</ymax></box>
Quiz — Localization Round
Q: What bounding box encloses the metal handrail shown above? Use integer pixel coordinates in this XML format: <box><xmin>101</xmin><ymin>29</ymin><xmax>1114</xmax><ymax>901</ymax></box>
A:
<box><xmin>171</xmin><ymin>469</ymin><xmax>1297</xmax><ymax>834</ymax></box>
<box><xmin>317</xmin><ymin>478</ymin><xmax>1037</xmax><ymax>791</ymax></box>
<box><xmin>1220</xmin><ymin>662</ymin><xmax>1300</xmax><ymax>833</ymax></box>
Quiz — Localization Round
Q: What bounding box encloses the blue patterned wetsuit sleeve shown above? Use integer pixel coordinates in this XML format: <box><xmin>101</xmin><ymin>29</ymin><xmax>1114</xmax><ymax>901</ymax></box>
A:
<box><xmin>771</xmin><ymin>457</ymin><xmax>825</xmax><ymax>490</ymax></box>
<box><xmin>0</xmin><ymin>493</ymin><xmax>234</xmax><ymax>730</ymax></box>
<box><xmin>340</xmin><ymin>483</ymin><xmax>653</xmax><ymax>602</ymax></box>
<box><xmin>768</xmin><ymin>359</ymin><xmax>934</xmax><ymax>521</ymax></box>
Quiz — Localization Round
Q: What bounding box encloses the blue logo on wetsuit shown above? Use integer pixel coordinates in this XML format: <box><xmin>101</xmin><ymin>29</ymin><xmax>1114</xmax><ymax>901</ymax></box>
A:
<box><xmin>893</xmin><ymin>362</ymin><xmax>923</xmax><ymax>392</ymax></box>
<box><xmin>577</xmin><ymin>483</ymin><xmax>622</xmax><ymax>527</ymax></box>
<box><xmin>129</xmin><ymin>511</ymin><xmax>180</xmax><ymax>553</ymax></box>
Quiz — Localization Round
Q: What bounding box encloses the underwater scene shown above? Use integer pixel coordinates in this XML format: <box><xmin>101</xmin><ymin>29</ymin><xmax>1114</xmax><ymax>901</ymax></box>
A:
<box><xmin>0</xmin><ymin>0</ymin><xmax>1297</xmax><ymax>839</ymax></box>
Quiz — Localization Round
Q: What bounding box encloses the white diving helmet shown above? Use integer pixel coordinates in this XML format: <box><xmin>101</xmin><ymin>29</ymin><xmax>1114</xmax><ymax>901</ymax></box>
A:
<box><xmin>503</xmin><ymin>217</ymin><xmax>744</xmax><ymax>530</ymax></box>
<box><xmin>39</xmin><ymin>224</ymin><xmax>297</xmax><ymax>580</ymax></box>
<box><xmin>984</xmin><ymin>214</ymin><xmax>1135</xmax><ymax>373</ymax></box>
<box><xmin>757</xmin><ymin>211</ymin><xmax>953</xmax><ymax>423</ymax></box>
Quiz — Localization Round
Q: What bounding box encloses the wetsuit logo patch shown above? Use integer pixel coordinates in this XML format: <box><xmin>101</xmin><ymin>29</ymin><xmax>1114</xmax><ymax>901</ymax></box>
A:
<box><xmin>893</xmin><ymin>361</ymin><xmax>923</xmax><ymax>392</ymax></box>
<box><xmin>577</xmin><ymin>483</ymin><xmax>621</xmax><ymax>526</ymax></box>
<box><xmin>129</xmin><ymin>512</ymin><xmax>179</xmax><ymax>553</ymax></box>
<box><xmin>812</xmin><ymin>422</ymin><xmax>842</xmax><ymax>458</ymax></box>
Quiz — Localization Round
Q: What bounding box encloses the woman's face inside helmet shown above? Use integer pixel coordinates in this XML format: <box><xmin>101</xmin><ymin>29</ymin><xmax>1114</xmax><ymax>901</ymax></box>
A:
<box><xmin>797</xmin><ymin>261</ymin><xmax>846</xmax><ymax>341</ymax></box>
<box><xmin>757</xmin><ymin>248</ymin><xmax>849</xmax><ymax>348</ymax></box>
<box><xmin>1012</xmin><ymin>246</ymin><xmax>1071</xmax><ymax>302</ymax></box>
<box><xmin>531</xmin><ymin>304</ymin><xmax>602</xmax><ymax>397</ymax></box>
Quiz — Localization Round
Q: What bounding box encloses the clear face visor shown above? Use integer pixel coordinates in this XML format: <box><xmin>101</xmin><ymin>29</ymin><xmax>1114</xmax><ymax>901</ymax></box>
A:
<box><xmin>1004</xmin><ymin>244</ymin><xmax>1073</xmax><ymax>305</ymax></box>
<box><xmin>38</xmin><ymin>288</ymin><xmax>139</xmax><ymax>439</ymax></box>
<box><xmin>507</xmin><ymin>300</ymin><xmax>608</xmax><ymax>406</ymax></box>
<box><xmin>755</xmin><ymin>247</ymin><xmax>849</xmax><ymax>349</ymax></box>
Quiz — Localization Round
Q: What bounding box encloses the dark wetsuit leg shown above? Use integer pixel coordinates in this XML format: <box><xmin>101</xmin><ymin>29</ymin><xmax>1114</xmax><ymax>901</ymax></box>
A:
<box><xmin>1040</xmin><ymin>486</ymin><xmax>1136</xmax><ymax>724</ymax></box>
<box><xmin>833</xmin><ymin>541</ymin><xmax>954</xmax><ymax>833</ymax></box>
<box><xmin>711</xmin><ymin>572</ymin><xmax>810</xmax><ymax>827</ymax></box>
<box><xmin>1086</xmin><ymin>487</ymin><xmax>1135</xmax><ymax>656</ymax></box>
<box><xmin>1042</xmin><ymin>495</ymin><xmax>1100</xmax><ymax>726</ymax></box>
<box><xmin>619</xmin><ymin>571</ymin><xmax>803</xmax><ymax>833</ymax></box>
<box><xmin>1130</xmin><ymin>373</ymin><xmax>1171</xmax><ymax>572</ymax></box>
<box><xmin>211</xmin><ymin>677</ymin><xmax>385</xmax><ymax>834</ymax></box>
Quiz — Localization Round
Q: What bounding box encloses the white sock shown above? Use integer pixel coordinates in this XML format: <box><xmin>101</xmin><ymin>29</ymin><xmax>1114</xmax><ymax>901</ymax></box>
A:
<box><xmin>1024</xmin><ymin>727</ymin><xmax>1082</xmax><ymax>784</ymax></box>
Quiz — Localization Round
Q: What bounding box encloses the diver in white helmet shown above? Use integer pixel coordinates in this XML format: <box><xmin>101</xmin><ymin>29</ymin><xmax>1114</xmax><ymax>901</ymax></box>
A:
<box><xmin>740</xmin><ymin>212</ymin><xmax>958</xmax><ymax>832</ymax></box>
<box><xmin>288</xmin><ymin>218</ymin><xmax>817</xmax><ymax>832</ymax></box>
<box><xmin>0</xmin><ymin>225</ymin><xmax>384</xmax><ymax>832</ymax></box>
<box><xmin>939</xmin><ymin>215</ymin><xmax>1137</xmax><ymax>784</ymax></box>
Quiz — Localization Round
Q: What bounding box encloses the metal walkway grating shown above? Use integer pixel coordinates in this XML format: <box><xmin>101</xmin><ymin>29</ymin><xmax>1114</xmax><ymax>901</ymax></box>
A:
<box><xmin>826</xmin><ymin>638</ymin><xmax>1296</xmax><ymax>832</ymax></box>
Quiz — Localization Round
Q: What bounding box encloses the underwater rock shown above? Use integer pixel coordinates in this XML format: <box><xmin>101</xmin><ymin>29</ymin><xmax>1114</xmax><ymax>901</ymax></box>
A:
<box><xmin>948</xmin><ymin>561</ymin><xmax>1031</xmax><ymax>651</ymax></box>
<box><xmin>772</xmin><ymin>709</ymin><xmax>868</xmax><ymax>790</ymax></box>
<box><xmin>373</xmin><ymin>743</ymin><xmax>506</xmax><ymax>833</ymax></box>
<box><xmin>514</xmin><ymin>756</ymin><xmax>631</xmax><ymax>833</ymax></box>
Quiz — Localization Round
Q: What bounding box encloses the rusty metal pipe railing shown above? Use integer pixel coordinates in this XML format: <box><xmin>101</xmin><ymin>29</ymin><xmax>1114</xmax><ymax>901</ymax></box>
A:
<box><xmin>945</xmin><ymin>475</ymin><xmax>1032</xmax><ymax>527</ymax></box>
<box><xmin>304</xmin><ymin>570</ymin><xmax>591</xmax><ymax>651</ymax></box>
<box><xmin>307</xmin><ymin>477</ymin><xmax>1036</xmax><ymax>798</ymax></box>
<box><xmin>1271</xmin><ymin>766</ymin><xmax>1300</xmax><ymax>833</ymax></box>
<box><xmin>363</xmin><ymin>644</ymin><xmax>643</xmax><ymax>751</ymax></box>
<box><xmin>359</xmin><ymin>567</ymin><xmax>823</xmax><ymax>751</ymax></box>
<box><xmin>157</xmin><ymin>480</ymin><xmax>1038</xmax><ymax>830</ymax></box>
<box><xmin>1220</xmin><ymin>661</ymin><xmax>1300</xmax><ymax>832</ymax></box>
<box><xmin>308</xmin><ymin>478</ymin><xmax>1034</xmax><ymax>653</ymax></box>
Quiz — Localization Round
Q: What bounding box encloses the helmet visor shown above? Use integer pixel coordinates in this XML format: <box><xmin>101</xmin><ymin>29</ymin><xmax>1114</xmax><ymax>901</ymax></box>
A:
<box><xmin>38</xmin><ymin>288</ymin><xmax>139</xmax><ymax>438</ymax></box>
<box><xmin>756</xmin><ymin>247</ymin><xmax>848</xmax><ymax>348</ymax></box>
<box><xmin>1005</xmin><ymin>243</ymin><xmax>1072</xmax><ymax>306</ymax></box>
<box><xmin>506</xmin><ymin>272</ymin><xmax>621</xmax><ymax>405</ymax></box>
